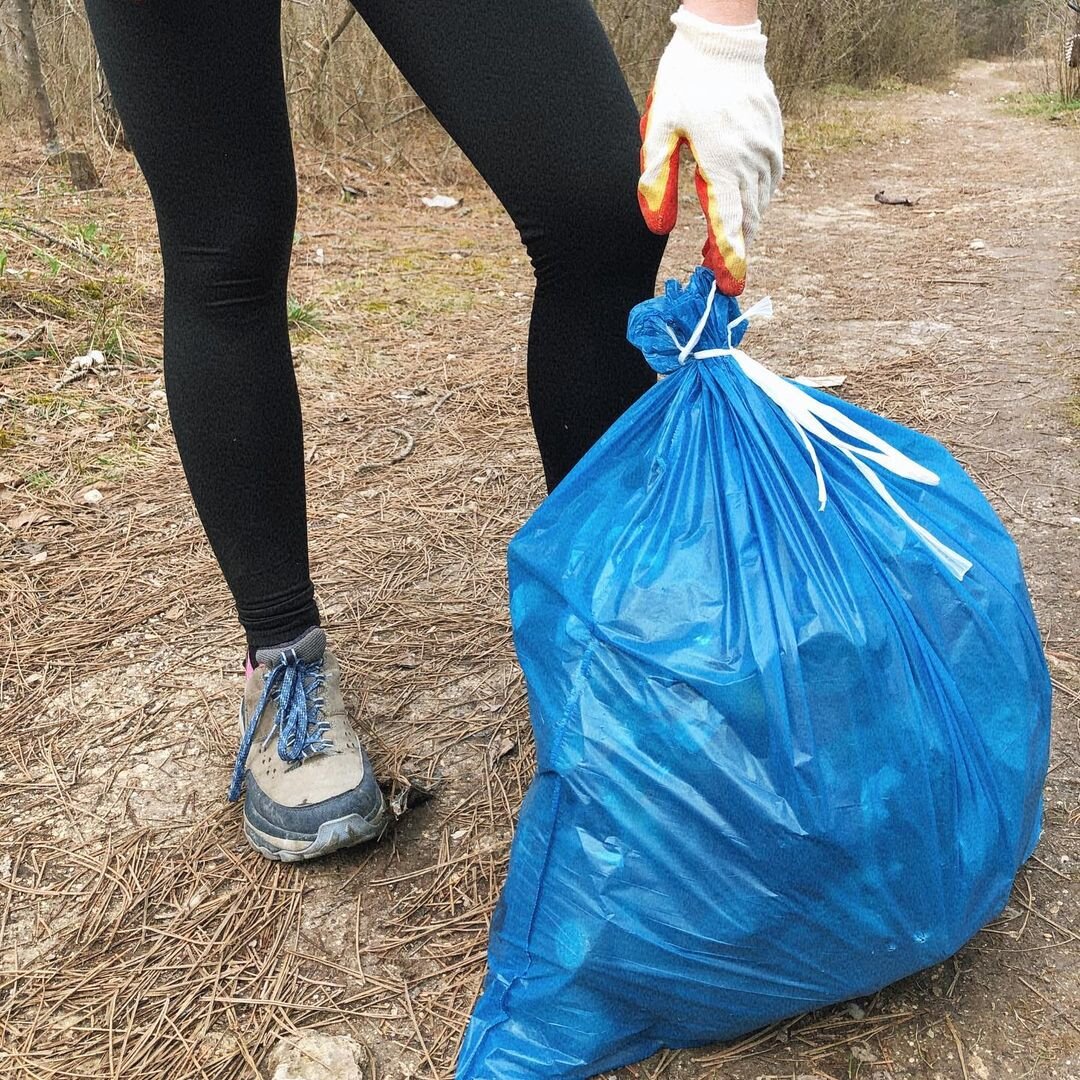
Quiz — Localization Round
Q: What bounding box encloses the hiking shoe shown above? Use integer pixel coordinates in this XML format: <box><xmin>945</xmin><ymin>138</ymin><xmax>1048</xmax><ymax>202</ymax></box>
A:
<box><xmin>228</xmin><ymin>627</ymin><xmax>386</xmax><ymax>862</ymax></box>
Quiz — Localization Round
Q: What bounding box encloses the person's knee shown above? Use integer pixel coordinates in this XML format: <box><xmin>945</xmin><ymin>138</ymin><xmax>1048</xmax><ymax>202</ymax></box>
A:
<box><xmin>524</xmin><ymin>172</ymin><xmax>666</xmax><ymax>291</ymax></box>
<box><xmin>160</xmin><ymin>192</ymin><xmax>297</xmax><ymax>314</ymax></box>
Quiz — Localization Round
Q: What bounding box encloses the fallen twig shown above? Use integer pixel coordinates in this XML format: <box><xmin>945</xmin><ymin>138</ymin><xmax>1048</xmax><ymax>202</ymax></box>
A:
<box><xmin>874</xmin><ymin>190</ymin><xmax>917</xmax><ymax>207</ymax></box>
<box><xmin>945</xmin><ymin>1015</ymin><xmax>970</xmax><ymax>1080</ymax></box>
<box><xmin>1</xmin><ymin>218</ymin><xmax>105</xmax><ymax>265</ymax></box>
<box><xmin>388</xmin><ymin>427</ymin><xmax>415</xmax><ymax>463</ymax></box>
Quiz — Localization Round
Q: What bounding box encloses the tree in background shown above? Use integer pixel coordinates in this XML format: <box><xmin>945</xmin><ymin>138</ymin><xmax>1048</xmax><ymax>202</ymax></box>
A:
<box><xmin>958</xmin><ymin>0</ymin><xmax>1032</xmax><ymax>56</ymax></box>
<box><xmin>1</xmin><ymin>0</ymin><xmax>99</xmax><ymax>189</ymax></box>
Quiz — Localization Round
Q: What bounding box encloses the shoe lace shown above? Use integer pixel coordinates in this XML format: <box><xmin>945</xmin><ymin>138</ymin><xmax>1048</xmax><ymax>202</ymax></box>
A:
<box><xmin>228</xmin><ymin>647</ymin><xmax>333</xmax><ymax>802</ymax></box>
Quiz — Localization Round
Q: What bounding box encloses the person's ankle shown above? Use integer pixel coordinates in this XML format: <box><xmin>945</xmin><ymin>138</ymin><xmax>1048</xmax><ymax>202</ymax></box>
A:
<box><xmin>245</xmin><ymin>624</ymin><xmax>323</xmax><ymax>673</ymax></box>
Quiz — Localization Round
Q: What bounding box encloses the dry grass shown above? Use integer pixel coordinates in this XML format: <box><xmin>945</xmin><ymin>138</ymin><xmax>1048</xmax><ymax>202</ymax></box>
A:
<box><xmin>0</xmin><ymin>0</ymin><xmax>1039</xmax><ymax>179</ymax></box>
<box><xmin>1023</xmin><ymin>0</ymin><xmax>1080</xmax><ymax>103</ymax></box>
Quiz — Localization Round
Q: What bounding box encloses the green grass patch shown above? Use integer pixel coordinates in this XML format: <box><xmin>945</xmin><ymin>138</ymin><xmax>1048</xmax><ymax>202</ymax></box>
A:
<box><xmin>389</xmin><ymin>253</ymin><xmax>426</xmax><ymax>272</ymax></box>
<box><xmin>785</xmin><ymin>105</ymin><xmax>912</xmax><ymax>155</ymax></box>
<box><xmin>34</xmin><ymin>249</ymin><xmax>61</xmax><ymax>277</ymax></box>
<box><xmin>358</xmin><ymin>298</ymin><xmax>395</xmax><ymax>314</ymax></box>
<box><xmin>1001</xmin><ymin>92</ymin><xmax>1080</xmax><ymax>123</ymax></box>
<box><xmin>22</xmin><ymin>392</ymin><xmax>73</xmax><ymax>422</ymax></box>
<box><xmin>25</xmin><ymin>290</ymin><xmax>80</xmax><ymax>320</ymax></box>
<box><xmin>24</xmin><ymin>469</ymin><xmax>58</xmax><ymax>491</ymax></box>
<box><xmin>287</xmin><ymin>296</ymin><xmax>324</xmax><ymax>334</ymax></box>
<box><xmin>818</xmin><ymin>76</ymin><xmax>909</xmax><ymax>100</ymax></box>
<box><xmin>67</xmin><ymin>221</ymin><xmax>114</xmax><ymax>261</ymax></box>
<box><xmin>89</xmin><ymin>440</ymin><xmax>152</xmax><ymax>481</ymax></box>
<box><xmin>1066</xmin><ymin>380</ymin><xmax>1080</xmax><ymax>431</ymax></box>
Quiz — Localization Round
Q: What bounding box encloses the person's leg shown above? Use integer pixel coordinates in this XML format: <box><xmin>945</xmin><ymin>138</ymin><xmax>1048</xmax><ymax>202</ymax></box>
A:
<box><xmin>354</xmin><ymin>0</ymin><xmax>667</xmax><ymax>490</ymax></box>
<box><xmin>84</xmin><ymin>0</ymin><xmax>318</xmax><ymax>658</ymax></box>
<box><xmin>87</xmin><ymin>1</ymin><xmax>384</xmax><ymax>860</ymax></box>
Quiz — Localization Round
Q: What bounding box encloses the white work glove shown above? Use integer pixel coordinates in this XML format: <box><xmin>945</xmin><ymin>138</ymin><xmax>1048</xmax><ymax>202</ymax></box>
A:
<box><xmin>638</xmin><ymin>9</ymin><xmax>783</xmax><ymax>296</ymax></box>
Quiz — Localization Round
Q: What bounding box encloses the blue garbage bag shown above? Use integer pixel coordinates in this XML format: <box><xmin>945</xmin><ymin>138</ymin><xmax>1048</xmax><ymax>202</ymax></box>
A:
<box><xmin>456</xmin><ymin>268</ymin><xmax>1051</xmax><ymax>1079</ymax></box>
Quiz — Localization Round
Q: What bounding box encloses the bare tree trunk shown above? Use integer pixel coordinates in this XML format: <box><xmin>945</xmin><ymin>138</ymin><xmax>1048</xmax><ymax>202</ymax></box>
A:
<box><xmin>9</xmin><ymin>0</ymin><xmax>59</xmax><ymax>153</ymax></box>
<box><xmin>316</xmin><ymin>6</ymin><xmax>357</xmax><ymax>79</ymax></box>
<box><xmin>309</xmin><ymin>6</ymin><xmax>357</xmax><ymax>139</ymax></box>
<box><xmin>5</xmin><ymin>0</ymin><xmax>100</xmax><ymax>189</ymax></box>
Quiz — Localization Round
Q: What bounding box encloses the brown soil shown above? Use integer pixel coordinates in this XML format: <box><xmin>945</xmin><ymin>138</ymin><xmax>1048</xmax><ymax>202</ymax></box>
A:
<box><xmin>1</xmin><ymin>60</ymin><xmax>1077</xmax><ymax>1080</ymax></box>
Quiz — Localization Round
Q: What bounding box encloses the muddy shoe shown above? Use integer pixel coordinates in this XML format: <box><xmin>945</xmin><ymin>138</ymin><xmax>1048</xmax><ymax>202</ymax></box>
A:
<box><xmin>228</xmin><ymin>627</ymin><xmax>386</xmax><ymax>862</ymax></box>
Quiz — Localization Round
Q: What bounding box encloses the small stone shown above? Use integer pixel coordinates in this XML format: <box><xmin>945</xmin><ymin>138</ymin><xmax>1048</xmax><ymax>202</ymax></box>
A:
<box><xmin>851</xmin><ymin>1043</ymin><xmax>877</xmax><ymax>1064</ymax></box>
<box><xmin>268</xmin><ymin>1030</ymin><xmax>365</xmax><ymax>1080</ymax></box>
<box><xmin>969</xmin><ymin>239</ymin><xmax>986</xmax><ymax>250</ymax></box>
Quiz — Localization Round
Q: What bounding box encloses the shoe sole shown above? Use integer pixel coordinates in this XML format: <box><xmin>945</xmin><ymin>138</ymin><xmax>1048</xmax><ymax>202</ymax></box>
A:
<box><xmin>243</xmin><ymin>792</ymin><xmax>388</xmax><ymax>863</ymax></box>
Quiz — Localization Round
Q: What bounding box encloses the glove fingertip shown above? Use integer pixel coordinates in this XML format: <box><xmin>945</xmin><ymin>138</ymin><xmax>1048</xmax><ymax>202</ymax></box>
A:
<box><xmin>638</xmin><ymin>186</ymin><xmax>678</xmax><ymax>235</ymax></box>
<box><xmin>703</xmin><ymin>244</ymin><xmax>746</xmax><ymax>297</ymax></box>
<box><xmin>638</xmin><ymin>133</ymin><xmax>683</xmax><ymax>235</ymax></box>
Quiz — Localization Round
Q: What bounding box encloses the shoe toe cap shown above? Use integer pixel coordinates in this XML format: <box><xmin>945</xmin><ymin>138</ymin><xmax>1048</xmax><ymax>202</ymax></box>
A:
<box><xmin>243</xmin><ymin>756</ymin><xmax>384</xmax><ymax>840</ymax></box>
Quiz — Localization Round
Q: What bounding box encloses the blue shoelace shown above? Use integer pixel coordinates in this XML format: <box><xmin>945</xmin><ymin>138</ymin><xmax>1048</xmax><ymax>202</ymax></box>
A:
<box><xmin>228</xmin><ymin>648</ymin><xmax>333</xmax><ymax>802</ymax></box>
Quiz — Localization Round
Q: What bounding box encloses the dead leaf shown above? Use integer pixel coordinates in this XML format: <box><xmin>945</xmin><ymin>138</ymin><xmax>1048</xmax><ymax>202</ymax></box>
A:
<box><xmin>489</xmin><ymin>737</ymin><xmax>517</xmax><ymax>766</ymax></box>
<box><xmin>389</xmin><ymin>776</ymin><xmax>440</xmax><ymax>819</ymax></box>
<box><xmin>6</xmin><ymin>508</ymin><xmax>47</xmax><ymax>531</ymax></box>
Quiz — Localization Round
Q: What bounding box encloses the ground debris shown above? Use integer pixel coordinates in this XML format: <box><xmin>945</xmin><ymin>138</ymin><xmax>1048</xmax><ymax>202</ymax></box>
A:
<box><xmin>268</xmin><ymin>1030</ymin><xmax>366</xmax><ymax>1080</ymax></box>
<box><xmin>55</xmin><ymin>348</ymin><xmax>108</xmax><ymax>388</ymax></box>
<box><xmin>388</xmin><ymin>774</ymin><xmax>442</xmax><ymax>819</ymax></box>
<box><xmin>874</xmin><ymin>190</ymin><xmax>917</xmax><ymax>206</ymax></box>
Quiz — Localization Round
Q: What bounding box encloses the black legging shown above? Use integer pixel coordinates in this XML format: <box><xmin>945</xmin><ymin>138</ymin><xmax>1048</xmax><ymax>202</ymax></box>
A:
<box><xmin>85</xmin><ymin>0</ymin><xmax>666</xmax><ymax>657</ymax></box>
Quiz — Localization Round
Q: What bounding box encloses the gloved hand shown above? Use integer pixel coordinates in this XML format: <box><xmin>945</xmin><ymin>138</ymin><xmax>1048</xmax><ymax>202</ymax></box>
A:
<box><xmin>638</xmin><ymin>8</ymin><xmax>783</xmax><ymax>295</ymax></box>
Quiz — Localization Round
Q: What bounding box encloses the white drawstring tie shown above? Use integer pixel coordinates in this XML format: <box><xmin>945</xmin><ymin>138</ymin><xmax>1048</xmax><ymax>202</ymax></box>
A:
<box><xmin>665</xmin><ymin>281</ymin><xmax>972</xmax><ymax>581</ymax></box>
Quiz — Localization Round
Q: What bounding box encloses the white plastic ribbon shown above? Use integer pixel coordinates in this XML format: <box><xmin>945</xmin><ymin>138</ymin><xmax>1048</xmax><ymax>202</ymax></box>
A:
<box><xmin>666</xmin><ymin>281</ymin><xmax>972</xmax><ymax>580</ymax></box>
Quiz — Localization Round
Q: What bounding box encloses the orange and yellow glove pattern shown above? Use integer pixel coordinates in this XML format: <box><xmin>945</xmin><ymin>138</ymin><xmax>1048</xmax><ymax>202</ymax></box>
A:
<box><xmin>639</xmin><ymin>10</ymin><xmax>783</xmax><ymax>296</ymax></box>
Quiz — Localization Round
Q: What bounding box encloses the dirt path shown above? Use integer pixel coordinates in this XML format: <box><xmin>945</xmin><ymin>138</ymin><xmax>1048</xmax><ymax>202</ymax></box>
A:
<box><xmin>1</xmin><ymin>60</ymin><xmax>1077</xmax><ymax>1080</ymax></box>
